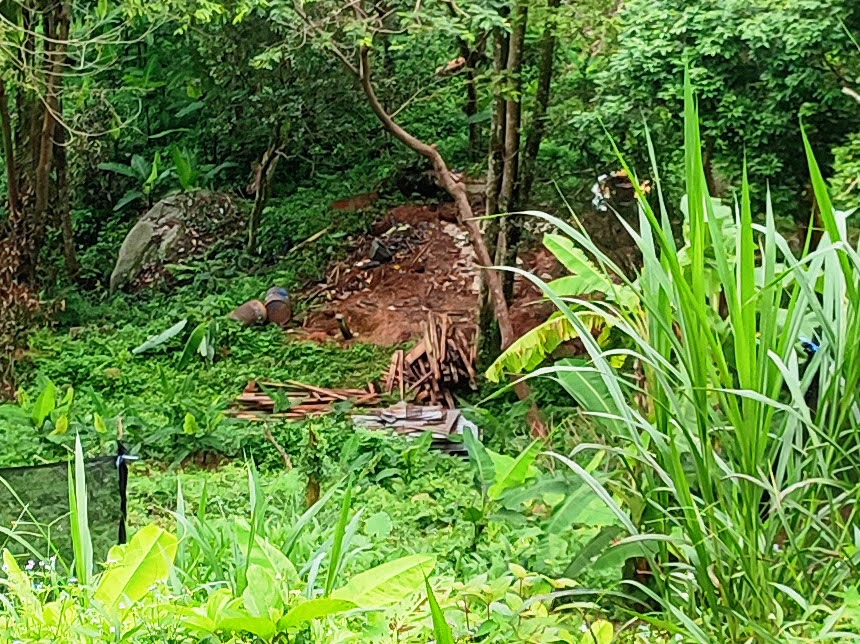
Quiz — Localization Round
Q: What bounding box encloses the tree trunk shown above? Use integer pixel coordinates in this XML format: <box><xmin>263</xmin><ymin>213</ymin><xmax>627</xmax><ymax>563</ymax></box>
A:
<box><xmin>25</xmin><ymin>0</ymin><xmax>70</xmax><ymax>282</ymax></box>
<box><xmin>518</xmin><ymin>0</ymin><xmax>561</xmax><ymax>209</ymax></box>
<box><xmin>499</xmin><ymin>0</ymin><xmax>528</xmax><ymax>303</ymax></box>
<box><xmin>478</xmin><ymin>27</ymin><xmax>510</xmax><ymax>361</ymax></box>
<box><xmin>247</xmin><ymin>142</ymin><xmax>282</xmax><ymax>254</ymax></box>
<box><xmin>0</xmin><ymin>80</ymin><xmax>19</xmax><ymax>219</ymax></box>
<box><xmin>54</xmin><ymin>119</ymin><xmax>79</xmax><ymax>277</ymax></box>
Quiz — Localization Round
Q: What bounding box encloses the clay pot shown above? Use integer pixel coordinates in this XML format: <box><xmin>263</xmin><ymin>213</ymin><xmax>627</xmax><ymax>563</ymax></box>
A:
<box><xmin>228</xmin><ymin>299</ymin><xmax>267</xmax><ymax>326</ymax></box>
<box><xmin>265</xmin><ymin>287</ymin><xmax>292</xmax><ymax>327</ymax></box>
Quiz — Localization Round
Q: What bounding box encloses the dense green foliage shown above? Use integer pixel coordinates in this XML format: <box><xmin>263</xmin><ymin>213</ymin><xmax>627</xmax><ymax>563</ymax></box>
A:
<box><xmin>3</xmin><ymin>0</ymin><xmax>860</xmax><ymax>641</ymax></box>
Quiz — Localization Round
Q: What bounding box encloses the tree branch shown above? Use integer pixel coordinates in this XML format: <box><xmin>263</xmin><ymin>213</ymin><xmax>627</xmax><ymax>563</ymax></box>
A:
<box><xmin>843</xmin><ymin>85</ymin><xmax>860</xmax><ymax>104</ymax></box>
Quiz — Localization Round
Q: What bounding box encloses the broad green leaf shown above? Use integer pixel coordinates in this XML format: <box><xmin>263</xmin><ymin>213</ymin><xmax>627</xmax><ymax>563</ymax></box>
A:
<box><xmin>554</xmin><ymin>358</ymin><xmax>618</xmax><ymax>429</ymax></box>
<box><xmin>218</xmin><ymin>612</ymin><xmax>277</xmax><ymax>640</ymax></box>
<box><xmin>331</xmin><ymin>554</ymin><xmax>436</xmax><ymax>608</ymax></box>
<box><xmin>32</xmin><ymin>380</ymin><xmax>56</xmax><ymax>428</ymax></box>
<box><xmin>132</xmin><ymin>319</ymin><xmax>188</xmax><ymax>355</ymax></box>
<box><xmin>98</xmin><ymin>161</ymin><xmax>137</xmax><ymax>177</ymax></box>
<box><xmin>242</xmin><ymin>564</ymin><xmax>281</xmax><ymax>618</ymax></box>
<box><xmin>94</xmin><ymin>525</ymin><xmax>178</xmax><ymax>612</ymax></box>
<box><xmin>486</xmin><ymin>312</ymin><xmax>609</xmax><ymax>382</ymax></box>
<box><xmin>51</xmin><ymin>414</ymin><xmax>69</xmax><ymax>436</ymax></box>
<box><xmin>543</xmin><ymin>234</ymin><xmax>611</xmax><ymax>290</ymax></box>
<box><xmin>425</xmin><ymin>576</ymin><xmax>454</xmax><ymax>644</ymax></box>
<box><xmin>563</xmin><ymin>526</ymin><xmax>624</xmax><ymax>579</ymax></box>
<box><xmin>579</xmin><ymin>619</ymin><xmax>614</xmax><ymax>644</ymax></box>
<box><xmin>546</xmin><ymin>482</ymin><xmax>620</xmax><ymax>534</ymax></box>
<box><xmin>488</xmin><ymin>441</ymin><xmax>542</xmax><ymax>501</ymax></box>
<box><xmin>364</xmin><ymin>511</ymin><xmax>393</xmax><ymax>539</ymax></box>
<box><xmin>113</xmin><ymin>190</ymin><xmax>143</xmax><ymax>212</ymax></box>
<box><xmin>235</xmin><ymin>519</ymin><xmax>299</xmax><ymax>586</ymax></box>
<box><xmin>278</xmin><ymin>598</ymin><xmax>357</xmax><ymax>630</ymax></box>
<box><xmin>94</xmin><ymin>412</ymin><xmax>108</xmax><ymax>434</ymax></box>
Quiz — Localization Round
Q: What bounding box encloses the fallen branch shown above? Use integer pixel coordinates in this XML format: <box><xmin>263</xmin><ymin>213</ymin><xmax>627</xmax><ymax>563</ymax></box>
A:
<box><xmin>264</xmin><ymin>425</ymin><xmax>293</xmax><ymax>469</ymax></box>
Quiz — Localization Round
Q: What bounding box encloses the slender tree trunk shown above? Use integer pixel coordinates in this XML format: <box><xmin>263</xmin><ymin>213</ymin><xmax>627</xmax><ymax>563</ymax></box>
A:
<box><xmin>499</xmin><ymin>0</ymin><xmax>528</xmax><ymax>303</ymax></box>
<box><xmin>26</xmin><ymin>1</ymin><xmax>70</xmax><ymax>281</ymax></box>
<box><xmin>247</xmin><ymin>142</ymin><xmax>281</xmax><ymax>253</ymax></box>
<box><xmin>478</xmin><ymin>28</ymin><xmax>510</xmax><ymax>361</ymax></box>
<box><xmin>0</xmin><ymin>80</ymin><xmax>19</xmax><ymax>219</ymax></box>
<box><xmin>54</xmin><ymin>120</ymin><xmax>79</xmax><ymax>277</ymax></box>
<box><xmin>518</xmin><ymin>0</ymin><xmax>561</xmax><ymax>208</ymax></box>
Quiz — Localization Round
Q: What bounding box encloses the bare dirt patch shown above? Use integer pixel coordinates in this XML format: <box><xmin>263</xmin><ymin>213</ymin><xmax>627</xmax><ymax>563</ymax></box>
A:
<box><xmin>294</xmin><ymin>203</ymin><xmax>559</xmax><ymax>346</ymax></box>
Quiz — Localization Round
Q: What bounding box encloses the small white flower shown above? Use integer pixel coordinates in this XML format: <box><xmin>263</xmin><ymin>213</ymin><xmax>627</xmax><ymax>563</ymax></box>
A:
<box><xmin>580</xmin><ymin>624</ymin><xmax>589</xmax><ymax>633</ymax></box>
<box><xmin>68</xmin><ymin>577</ymin><xmax>78</xmax><ymax>584</ymax></box>
<box><xmin>768</xmin><ymin>613</ymin><xmax>776</xmax><ymax>620</ymax></box>
<box><xmin>25</xmin><ymin>560</ymin><xmax>35</xmax><ymax>571</ymax></box>
<box><xmin>675</xmin><ymin>635</ymin><xmax>683</xmax><ymax>642</ymax></box>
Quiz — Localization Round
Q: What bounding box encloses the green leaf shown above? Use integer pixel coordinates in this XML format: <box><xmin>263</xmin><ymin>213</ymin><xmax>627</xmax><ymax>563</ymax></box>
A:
<box><xmin>543</xmin><ymin>234</ymin><xmax>613</xmax><ymax>293</ymax></box>
<box><xmin>113</xmin><ymin>190</ymin><xmax>144</xmax><ymax>212</ymax></box>
<box><xmin>488</xmin><ymin>440</ymin><xmax>542</xmax><ymax>501</ymax></box>
<box><xmin>463</xmin><ymin>428</ymin><xmax>494</xmax><ymax>497</ymax></box>
<box><xmin>2</xmin><ymin>550</ymin><xmax>41</xmax><ymax>618</ymax></box>
<box><xmin>235</xmin><ymin>519</ymin><xmax>299</xmax><ymax>585</ymax></box>
<box><xmin>51</xmin><ymin>414</ymin><xmax>69</xmax><ymax>436</ymax></box>
<box><xmin>563</xmin><ymin>526</ymin><xmax>624</xmax><ymax>579</ymax></box>
<box><xmin>94</xmin><ymin>525</ymin><xmax>178</xmax><ymax>612</ymax></box>
<box><xmin>32</xmin><ymin>380</ymin><xmax>56</xmax><ymax>428</ymax></box>
<box><xmin>182</xmin><ymin>413</ymin><xmax>199</xmax><ymax>435</ymax></box>
<box><xmin>178</xmin><ymin>321</ymin><xmax>209</xmax><ymax>369</ymax></box>
<box><xmin>364</xmin><ymin>511</ymin><xmax>393</xmax><ymax>539</ymax></box>
<box><xmin>579</xmin><ymin>619</ymin><xmax>614</xmax><ymax>644</ymax></box>
<box><xmin>486</xmin><ymin>312</ymin><xmax>609</xmax><ymax>381</ymax></box>
<box><xmin>69</xmin><ymin>435</ymin><xmax>93</xmax><ymax>587</ymax></box>
<box><xmin>132</xmin><ymin>319</ymin><xmax>188</xmax><ymax>355</ymax></box>
<box><xmin>98</xmin><ymin>161</ymin><xmax>137</xmax><ymax>178</ymax></box>
<box><xmin>425</xmin><ymin>576</ymin><xmax>454</xmax><ymax>644</ymax></box>
<box><xmin>331</xmin><ymin>554</ymin><xmax>436</xmax><ymax>608</ymax></box>
<box><xmin>546</xmin><ymin>483</ymin><xmax>620</xmax><ymax>534</ymax></box>
<box><xmin>243</xmin><ymin>564</ymin><xmax>281</xmax><ymax>618</ymax></box>
<box><xmin>94</xmin><ymin>413</ymin><xmax>108</xmax><ymax>434</ymax></box>
<box><xmin>325</xmin><ymin>485</ymin><xmax>353</xmax><ymax>596</ymax></box>
<box><xmin>554</xmin><ymin>358</ymin><xmax>617</xmax><ymax>429</ymax></box>
<box><xmin>278</xmin><ymin>598</ymin><xmax>357</xmax><ymax>630</ymax></box>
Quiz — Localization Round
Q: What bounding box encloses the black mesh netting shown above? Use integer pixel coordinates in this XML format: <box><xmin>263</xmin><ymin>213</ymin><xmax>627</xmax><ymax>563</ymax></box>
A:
<box><xmin>0</xmin><ymin>448</ymin><xmax>130</xmax><ymax>568</ymax></box>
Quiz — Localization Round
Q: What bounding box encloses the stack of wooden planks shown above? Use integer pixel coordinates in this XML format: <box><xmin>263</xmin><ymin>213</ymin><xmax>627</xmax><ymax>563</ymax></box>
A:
<box><xmin>352</xmin><ymin>402</ymin><xmax>476</xmax><ymax>455</ymax></box>
<box><xmin>384</xmin><ymin>312</ymin><xmax>477</xmax><ymax>407</ymax></box>
<box><xmin>230</xmin><ymin>380</ymin><xmax>381</xmax><ymax>421</ymax></box>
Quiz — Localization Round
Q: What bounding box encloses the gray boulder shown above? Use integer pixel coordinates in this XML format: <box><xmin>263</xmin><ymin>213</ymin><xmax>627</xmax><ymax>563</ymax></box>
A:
<box><xmin>110</xmin><ymin>191</ymin><xmax>238</xmax><ymax>292</ymax></box>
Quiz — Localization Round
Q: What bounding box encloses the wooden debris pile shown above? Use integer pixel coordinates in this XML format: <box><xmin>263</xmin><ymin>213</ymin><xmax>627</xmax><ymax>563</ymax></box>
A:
<box><xmin>229</xmin><ymin>380</ymin><xmax>477</xmax><ymax>455</ymax></box>
<box><xmin>352</xmin><ymin>402</ymin><xmax>476</xmax><ymax>455</ymax></box>
<box><xmin>230</xmin><ymin>380</ymin><xmax>381</xmax><ymax>421</ymax></box>
<box><xmin>384</xmin><ymin>312</ymin><xmax>477</xmax><ymax>407</ymax></box>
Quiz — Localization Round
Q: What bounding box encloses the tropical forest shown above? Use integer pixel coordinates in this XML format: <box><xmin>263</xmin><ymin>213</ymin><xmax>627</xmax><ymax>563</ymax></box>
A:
<box><xmin>2</xmin><ymin>0</ymin><xmax>860</xmax><ymax>641</ymax></box>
